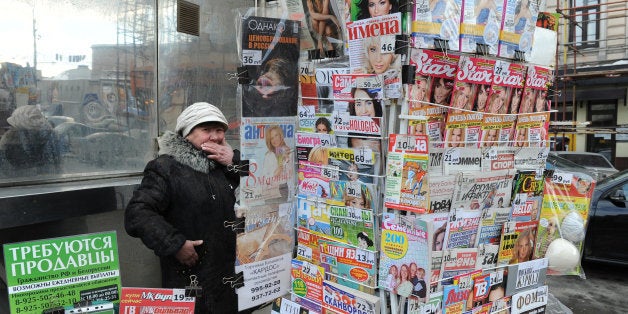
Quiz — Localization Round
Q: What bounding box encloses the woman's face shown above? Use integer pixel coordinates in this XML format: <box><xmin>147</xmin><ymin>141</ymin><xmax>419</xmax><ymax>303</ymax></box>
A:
<box><xmin>433</xmin><ymin>79</ymin><xmax>452</xmax><ymax>104</ymax></box>
<box><xmin>255</xmin><ymin>69</ymin><xmax>282</xmax><ymax>99</ymax></box>
<box><xmin>270</xmin><ymin>128</ymin><xmax>283</xmax><ymax>148</ymax></box>
<box><xmin>413</xmin><ymin>123</ymin><xmax>425</xmax><ymax>135</ymax></box>
<box><xmin>390</xmin><ymin>265</ymin><xmax>398</xmax><ymax>276</ymax></box>
<box><xmin>400</xmin><ymin>265</ymin><xmax>409</xmax><ymax>280</ymax></box>
<box><xmin>535</xmin><ymin>93</ymin><xmax>546</xmax><ymax>112</ymax></box>
<box><xmin>454</xmin><ymin>85</ymin><xmax>472</xmax><ymax>109</ymax></box>
<box><xmin>368</xmin><ymin>0</ymin><xmax>392</xmax><ymax>17</ymax></box>
<box><xmin>477</xmin><ymin>86</ymin><xmax>489</xmax><ymax>110</ymax></box>
<box><xmin>353</xmin><ymin>89</ymin><xmax>377</xmax><ymax>116</ymax></box>
<box><xmin>434</xmin><ymin>232</ymin><xmax>445</xmax><ymax>250</ymax></box>
<box><xmin>358</xmin><ymin>237</ymin><xmax>368</xmax><ymax>249</ymax></box>
<box><xmin>186</xmin><ymin>123</ymin><xmax>226</xmax><ymax>150</ymax></box>
<box><xmin>366</xmin><ymin>44</ymin><xmax>394</xmax><ymax>74</ymax></box>
<box><xmin>516</xmin><ymin>236</ymin><xmax>531</xmax><ymax>261</ymax></box>
<box><xmin>490</xmin><ymin>93</ymin><xmax>505</xmax><ymax>113</ymax></box>
<box><xmin>412</xmin><ymin>80</ymin><xmax>428</xmax><ymax>102</ymax></box>
<box><xmin>511</xmin><ymin>90</ymin><xmax>522</xmax><ymax>113</ymax></box>
<box><xmin>316</xmin><ymin>122</ymin><xmax>329</xmax><ymax>133</ymax></box>
<box><xmin>347</xmin><ymin>196</ymin><xmax>366</xmax><ymax>209</ymax></box>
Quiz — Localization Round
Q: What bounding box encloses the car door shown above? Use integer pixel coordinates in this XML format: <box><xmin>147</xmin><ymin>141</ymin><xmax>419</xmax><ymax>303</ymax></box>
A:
<box><xmin>587</xmin><ymin>181</ymin><xmax>628</xmax><ymax>263</ymax></box>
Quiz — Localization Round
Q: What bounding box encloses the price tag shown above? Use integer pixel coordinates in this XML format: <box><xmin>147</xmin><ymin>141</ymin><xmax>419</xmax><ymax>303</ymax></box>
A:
<box><xmin>345</xmin><ymin>181</ymin><xmax>361</xmax><ymax>197</ymax></box>
<box><xmin>494</xmin><ymin>60</ymin><xmax>511</xmax><ymax>79</ymax></box>
<box><xmin>395</xmin><ymin>135</ymin><xmax>416</xmax><ymax>152</ymax></box>
<box><xmin>322</xmin><ymin>165</ymin><xmax>340</xmax><ymax>180</ymax></box>
<box><xmin>172</xmin><ymin>289</ymin><xmax>192</xmax><ymax>302</ymax></box>
<box><xmin>298</xmin><ymin>105</ymin><xmax>315</xmax><ymax>119</ymax></box>
<box><xmin>300</xmin><ymin>61</ymin><xmax>314</xmax><ymax>76</ymax></box>
<box><xmin>484</xmin><ymin>147</ymin><xmax>498</xmax><ymax>160</ymax></box>
<box><xmin>346</xmin><ymin>206</ymin><xmax>362</xmax><ymax>219</ymax></box>
<box><xmin>551</xmin><ymin>172</ymin><xmax>573</xmax><ymax>185</ymax></box>
<box><xmin>301</xmin><ymin>261</ymin><xmax>319</xmax><ymax>277</ymax></box>
<box><xmin>457</xmin><ymin>275</ymin><xmax>472</xmax><ymax>290</ymax></box>
<box><xmin>356</xmin><ymin>75</ymin><xmax>383</xmax><ymax>89</ymax></box>
<box><xmin>379</xmin><ymin>35</ymin><xmax>396</xmax><ymax>53</ymax></box>
<box><xmin>355</xmin><ymin>248</ymin><xmax>375</xmax><ymax>264</ymax></box>
<box><xmin>296</xmin><ymin>244</ymin><xmax>313</xmax><ymax>261</ymax></box>
<box><xmin>332</xmin><ymin>110</ymin><xmax>350</xmax><ymax>128</ymax></box>
<box><xmin>537</xmin><ymin>147</ymin><xmax>549</xmax><ymax>161</ymax></box>
<box><xmin>354</xmin><ymin>148</ymin><xmax>374</xmax><ymax>165</ymax></box>
<box><xmin>443</xmin><ymin>148</ymin><xmax>461</xmax><ymax>164</ymax></box>
<box><xmin>242</xmin><ymin>49</ymin><xmax>262</xmax><ymax>65</ymax></box>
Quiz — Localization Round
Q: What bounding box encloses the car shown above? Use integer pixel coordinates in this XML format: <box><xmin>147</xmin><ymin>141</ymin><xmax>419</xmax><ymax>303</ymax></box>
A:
<box><xmin>583</xmin><ymin>169</ymin><xmax>628</xmax><ymax>265</ymax></box>
<box><xmin>551</xmin><ymin>151</ymin><xmax>618</xmax><ymax>179</ymax></box>
<box><xmin>546</xmin><ymin>153</ymin><xmax>600</xmax><ymax>181</ymax></box>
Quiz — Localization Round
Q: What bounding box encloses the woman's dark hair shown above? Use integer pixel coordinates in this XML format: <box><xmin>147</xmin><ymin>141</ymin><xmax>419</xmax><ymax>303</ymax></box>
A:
<box><xmin>349</xmin><ymin>88</ymin><xmax>383</xmax><ymax>117</ymax></box>
<box><xmin>357</xmin><ymin>231</ymin><xmax>374</xmax><ymax>247</ymax></box>
<box><xmin>259</xmin><ymin>57</ymin><xmax>296</xmax><ymax>87</ymax></box>
<box><xmin>357</xmin><ymin>0</ymin><xmax>399</xmax><ymax>20</ymax></box>
<box><xmin>315</xmin><ymin>117</ymin><xmax>332</xmax><ymax>132</ymax></box>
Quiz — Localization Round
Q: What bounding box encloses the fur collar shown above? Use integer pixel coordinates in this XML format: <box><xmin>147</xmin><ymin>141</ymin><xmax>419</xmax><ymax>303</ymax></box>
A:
<box><xmin>157</xmin><ymin>131</ymin><xmax>216</xmax><ymax>173</ymax></box>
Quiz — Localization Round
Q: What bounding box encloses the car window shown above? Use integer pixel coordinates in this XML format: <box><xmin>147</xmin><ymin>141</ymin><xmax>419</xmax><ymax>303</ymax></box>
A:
<box><xmin>609</xmin><ymin>183</ymin><xmax>628</xmax><ymax>201</ymax></box>
<box><xmin>558</xmin><ymin>154</ymin><xmax>613</xmax><ymax>168</ymax></box>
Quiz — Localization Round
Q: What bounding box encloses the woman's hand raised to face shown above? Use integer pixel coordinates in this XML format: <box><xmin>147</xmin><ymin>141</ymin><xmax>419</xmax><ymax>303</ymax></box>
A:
<box><xmin>202</xmin><ymin>139</ymin><xmax>234</xmax><ymax>166</ymax></box>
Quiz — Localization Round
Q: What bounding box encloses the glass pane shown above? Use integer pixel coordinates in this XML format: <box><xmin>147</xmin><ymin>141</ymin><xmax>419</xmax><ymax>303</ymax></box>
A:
<box><xmin>0</xmin><ymin>0</ymin><xmax>156</xmax><ymax>185</ymax></box>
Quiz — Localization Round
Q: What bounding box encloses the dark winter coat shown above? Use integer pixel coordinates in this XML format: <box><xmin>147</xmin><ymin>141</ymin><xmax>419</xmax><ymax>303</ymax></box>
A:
<box><xmin>0</xmin><ymin>128</ymin><xmax>61</xmax><ymax>173</ymax></box>
<box><xmin>125</xmin><ymin>131</ymin><xmax>241</xmax><ymax>313</ymax></box>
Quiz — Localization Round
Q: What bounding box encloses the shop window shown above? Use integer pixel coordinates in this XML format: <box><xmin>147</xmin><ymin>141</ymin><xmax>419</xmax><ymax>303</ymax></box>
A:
<box><xmin>568</xmin><ymin>0</ymin><xmax>600</xmax><ymax>49</ymax></box>
<box><xmin>586</xmin><ymin>101</ymin><xmax>616</xmax><ymax>163</ymax></box>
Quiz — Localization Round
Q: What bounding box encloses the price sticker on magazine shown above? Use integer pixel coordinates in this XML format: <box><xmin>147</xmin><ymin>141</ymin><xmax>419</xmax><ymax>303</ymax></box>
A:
<box><xmin>279</xmin><ymin>298</ymin><xmax>303</xmax><ymax>314</ymax></box>
<box><xmin>300</xmin><ymin>61</ymin><xmax>314</xmax><ymax>76</ymax></box>
<box><xmin>298</xmin><ymin>105</ymin><xmax>315</xmax><ymax>119</ymax></box>
<box><xmin>494</xmin><ymin>60</ymin><xmax>511</xmax><ymax>79</ymax></box>
<box><xmin>345</xmin><ymin>181</ymin><xmax>361</xmax><ymax>197</ymax></box>
<box><xmin>242</xmin><ymin>49</ymin><xmax>262</xmax><ymax>65</ymax></box>
<box><xmin>443</xmin><ymin>148</ymin><xmax>460</xmax><ymax>164</ymax></box>
<box><xmin>332</xmin><ymin>110</ymin><xmax>350</xmax><ymax>129</ymax></box>
<box><xmin>355</xmin><ymin>248</ymin><xmax>375</xmax><ymax>264</ymax></box>
<box><xmin>379</xmin><ymin>35</ymin><xmax>396</xmax><ymax>54</ymax></box>
<box><xmin>354</xmin><ymin>148</ymin><xmax>373</xmax><ymax>165</ymax></box>
<box><xmin>484</xmin><ymin>147</ymin><xmax>498</xmax><ymax>160</ymax></box>
<box><xmin>301</xmin><ymin>261</ymin><xmax>319</xmax><ymax>277</ymax></box>
<box><xmin>394</xmin><ymin>135</ymin><xmax>416</xmax><ymax>152</ymax></box>
<box><xmin>356</xmin><ymin>76</ymin><xmax>383</xmax><ymax>89</ymax></box>
<box><xmin>322</xmin><ymin>165</ymin><xmax>340</xmax><ymax>180</ymax></box>
<box><xmin>551</xmin><ymin>172</ymin><xmax>573</xmax><ymax>185</ymax></box>
<box><xmin>171</xmin><ymin>289</ymin><xmax>193</xmax><ymax>302</ymax></box>
<box><xmin>296</xmin><ymin>244</ymin><xmax>313</xmax><ymax>261</ymax></box>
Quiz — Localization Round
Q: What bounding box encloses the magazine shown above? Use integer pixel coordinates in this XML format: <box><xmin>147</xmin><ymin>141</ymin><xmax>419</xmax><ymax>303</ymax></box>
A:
<box><xmin>331</xmin><ymin>73</ymin><xmax>384</xmax><ymax>135</ymax></box>
<box><xmin>496</xmin><ymin>220</ymin><xmax>539</xmax><ymax>266</ymax></box>
<box><xmin>428</xmin><ymin>175</ymin><xmax>456</xmax><ymax>213</ymax></box>
<box><xmin>384</xmin><ymin>134</ymin><xmax>430</xmax><ymax>213</ymax></box>
<box><xmin>449</xmin><ymin>56</ymin><xmax>495</xmax><ymax>113</ymax></box>
<box><xmin>477</xmin><ymin>206</ymin><xmax>511</xmax><ymax>246</ymax></box>
<box><xmin>459</xmin><ymin>0</ymin><xmax>503</xmax><ymax>54</ymax></box>
<box><xmin>439</xmin><ymin>247</ymin><xmax>480</xmax><ymax>288</ymax></box>
<box><xmin>443</xmin><ymin>209</ymin><xmax>482</xmax><ymax>249</ymax></box>
<box><xmin>513</xmin><ymin>112</ymin><xmax>550</xmax><ymax>148</ymax></box>
<box><xmin>240</xmin><ymin>117</ymin><xmax>297</xmax><ymax>206</ymax></box>
<box><xmin>319</xmin><ymin>239</ymin><xmax>377</xmax><ymax>290</ymax></box>
<box><xmin>497</xmin><ymin>0</ymin><xmax>541</xmax><ymax>60</ymax></box>
<box><xmin>327</xmin><ymin>147</ymin><xmax>378</xmax><ymax>184</ymax></box>
<box><xmin>328</xmin><ymin>204</ymin><xmax>376</xmax><ymax>248</ymax></box>
<box><xmin>480</xmin><ymin>146</ymin><xmax>516</xmax><ymax>173</ymax></box>
<box><xmin>291</xmin><ymin>259</ymin><xmax>325</xmax><ymax>306</ymax></box>
<box><xmin>479</xmin><ymin>114</ymin><xmax>518</xmax><ymax>149</ymax></box>
<box><xmin>504</xmin><ymin>258</ymin><xmax>548</xmax><ymax>297</ymax></box>
<box><xmin>297</xmin><ymin>195</ymin><xmax>332</xmax><ymax>237</ymax></box>
<box><xmin>297</xmin><ymin>227</ymin><xmax>323</xmax><ymax>264</ymax></box>
<box><xmin>378</xmin><ymin>213</ymin><xmax>432</xmax><ymax>299</ymax></box>
<box><xmin>518</xmin><ymin>65</ymin><xmax>553</xmax><ymax>114</ymax></box>
<box><xmin>314</xmin><ymin>67</ymin><xmax>352</xmax><ymax>114</ymax></box>
<box><xmin>510</xmin><ymin>285</ymin><xmax>548</xmax><ymax>314</ymax></box>
<box><xmin>488</xmin><ymin>60</ymin><xmax>526</xmax><ymax>115</ymax></box>
<box><xmin>327</xmin><ymin>179</ymin><xmax>378</xmax><ymax>210</ymax></box>
<box><xmin>300</xmin><ymin>0</ymin><xmax>345</xmax><ymax>55</ymax></box>
<box><xmin>411</xmin><ymin>0</ymin><xmax>462</xmax><ymax>50</ymax></box>
<box><xmin>450</xmin><ymin>170</ymin><xmax>515</xmax><ymax>212</ymax></box>
<box><xmin>240</xmin><ymin>16</ymin><xmax>300</xmax><ymax>117</ymax></box>
<box><xmin>510</xmin><ymin>170</ymin><xmax>549</xmax><ymax>222</ymax></box>
<box><xmin>322</xmin><ymin>280</ymin><xmax>381</xmax><ymax>314</ymax></box>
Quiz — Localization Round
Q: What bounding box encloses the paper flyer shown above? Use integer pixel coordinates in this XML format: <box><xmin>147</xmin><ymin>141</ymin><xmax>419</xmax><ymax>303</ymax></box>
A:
<box><xmin>378</xmin><ymin>213</ymin><xmax>431</xmax><ymax>299</ymax></box>
<box><xmin>236</xmin><ymin>253</ymin><xmax>292</xmax><ymax>311</ymax></box>
<box><xmin>240</xmin><ymin>117</ymin><xmax>297</xmax><ymax>206</ymax></box>
<box><xmin>240</xmin><ymin>16</ymin><xmax>300</xmax><ymax>117</ymax></box>
<box><xmin>3</xmin><ymin>231</ymin><xmax>121</xmax><ymax>314</ymax></box>
<box><xmin>384</xmin><ymin>134</ymin><xmax>430</xmax><ymax>213</ymax></box>
<box><xmin>119</xmin><ymin>287</ymin><xmax>195</xmax><ymax>314</ymax></box>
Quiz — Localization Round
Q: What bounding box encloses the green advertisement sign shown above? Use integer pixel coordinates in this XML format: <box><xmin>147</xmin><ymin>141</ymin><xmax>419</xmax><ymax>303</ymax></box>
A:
<box><xmin>3</xmin><ymin>231</ymin><xmax>121</xmax><ymax>314</ymax></box>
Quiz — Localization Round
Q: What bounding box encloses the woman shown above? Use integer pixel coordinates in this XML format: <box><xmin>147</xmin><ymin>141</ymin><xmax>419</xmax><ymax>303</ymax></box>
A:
<box><xmin>315</xmin><ymin>117</ymin><xmax>332</xmax><ymax>133</ymax></box>
<box><xmin>451</xmin><ymin>82</ymin><xmax>473</xmax><ymax>111</ymax></box>
<box><xmin>534</xmin><ymin>91</ymin><xmax>547</xmax><ymax>112</ymax></box>
<box><xmin>306</xmin><ymin>0</ymin><xmax>341</xmax><ymax>52</ymax></box>
<box><xmin>519</xmin><ymin>89</ymin><xmax>536</xmax><ymax>113</ymax></box>
<box><xmin>433</xmin><ymin>224</ymin><xmax>447</xmax><ymax>251</ymax></box>
<box><xmin>350</xmin><ymin>88</ymin><xmax>383</xmax><ymax>117</ymax></box>
<box><xmin>514</xmin><ymin>0</ymin><xmax>533</xmax><ymax>34</ymax></box>
<box><xmin>0</xmin><ymin>105</ymin><xmax>61</xmax><ymax>174</ymax></box>
<box><xmin>262</xmin><ymin>125</ymin><xmax>292</xmax><ymax>191</ymax></box>
<box><xmin>487</xmin><ymin>89</ymin><xmax>507</xmax><ymax>114</ymax></box>
<box><xmin>475</xmin><ymin>0</ymin><xmax>497</xmax><ymax>25</ymax></box>
<box><xmin>395</xmin><ymin>264</ymin><xmax>414</xmax><ymax>297</ymax></box>
<box><xmin>357</xmin><ymin>231</ymin><xmax>374</xmax><ymax>249</ymax></box>
<box><xmin>125</xmin><ymin>102</ymin><xmax>242</xmax><ymax>313</ymax></box>
<box><xmin>385</xmin><ymin>264</ymin><xmax>400</xmax><ymax>291</ymax></box>
<box><xmin>515</xmin><ymin>127</ymin><xmax>528</xmax><ymax>147</ymax></box>
<box><xmin>509</xmin><ymin>89</ymin><xmax>523</xmax><ymax>114</ymax></box>
<box><xmin>358</xmin><ymin>0</ymin><xmax>397</xmax><ymax>19</ymax></box>
<box><xmin>509</xmin><ymin>229</ymin><xmax>534</xmax><ymax>264</ymax></box>
<box><xmin>409</xmin><ymin>77</ymin><xmax>430</xmax><ymax>111</ymax></box>
<box><xmin>475</xmin><ymin>84</ymin><xmax>490</xmax><ymax>112</ymax></box>
<box><xmin>431</xmin><ymin>77</ymin><xmax>454</xmax><ymax>105</ymax></box>
<box><xmin>363</xmin><ymin>36</ymin><xmax>398</xmax><ymax>74</ymax></box>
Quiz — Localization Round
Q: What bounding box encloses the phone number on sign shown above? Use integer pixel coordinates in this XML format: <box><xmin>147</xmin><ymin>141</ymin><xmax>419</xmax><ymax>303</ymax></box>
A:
<box><xmin>251</xmin><ymin>287</ymin><xmax>281</xmax><ymax>302</ymax></box>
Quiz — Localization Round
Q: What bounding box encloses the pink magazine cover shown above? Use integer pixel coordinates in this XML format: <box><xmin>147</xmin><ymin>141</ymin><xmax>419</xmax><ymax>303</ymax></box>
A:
<box><xmin>518</xmin><ymin>65</ymin><xmax>553</xmax><ymax>114</ymax></box>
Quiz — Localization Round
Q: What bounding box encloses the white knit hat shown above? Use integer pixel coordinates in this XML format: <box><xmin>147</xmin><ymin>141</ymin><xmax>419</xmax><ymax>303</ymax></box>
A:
<box><xmin>175</xmin><ymin>102</ymin><xmax>229</xmax><ymax>137</ymax></box>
